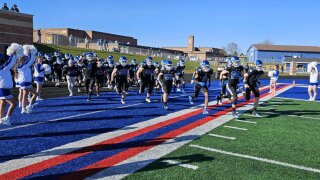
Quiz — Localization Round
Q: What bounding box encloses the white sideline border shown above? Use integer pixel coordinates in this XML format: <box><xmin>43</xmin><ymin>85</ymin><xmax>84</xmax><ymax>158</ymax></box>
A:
<box><xmin>86</xmin><ymin>85</ymin><xmax>293</xmax><ymax>180</ymax></box>
<box><xmin>276</xmin><ymin>97</ymin><xmax>320</xmax><ymax>103</ymax></box>
<box><xmin>288</xmin><ymin>115</ymin><xmax>320</xmax><ymax>120</ymax></box>
<box><xmin>190</xmin><ymin>144</ymin><xmax>320</xmax><ymax>174</ymax></box>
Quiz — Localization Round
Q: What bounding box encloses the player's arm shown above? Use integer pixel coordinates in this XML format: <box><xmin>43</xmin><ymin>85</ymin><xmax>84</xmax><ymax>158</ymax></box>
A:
<box><xmin>136</xmin><ymin>67</ymin><xmax>144</xmax><ymax>81</ymax></box>
<box><xmin>111</xmin><ymin>68</ymin><xmax>117</xmax><ymax>82</ymax></box>
<box><xmin>220</xmin><ymin>70</ymin><xmax>228</xmax><ymax>80</ymax></box>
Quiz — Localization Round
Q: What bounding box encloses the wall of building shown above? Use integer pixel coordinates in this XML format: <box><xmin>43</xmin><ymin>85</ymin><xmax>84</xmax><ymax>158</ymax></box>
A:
<box><xmin>247</xmin><ymin>46</ymin><xmax>320</xmax><ymax>63</ymax></box>
<box><xmin>0</xmin><ymin>10</ymin><xmax>33</xmax><ymax>53</ymax></box>
<box><xmin>34</xmin><ymin>28</ymin><xmax>137</xmax><ymax>46</ymax></box>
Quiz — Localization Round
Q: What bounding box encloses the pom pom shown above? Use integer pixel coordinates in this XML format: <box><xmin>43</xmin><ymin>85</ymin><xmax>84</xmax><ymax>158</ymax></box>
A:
<box><xmin>268</xmin><ymin>71</ymin><xmax>274</xmax><ymax>78</ymax></box>
<box><xmin>23</xmin><ymin>45</ymin><xmax>38</xmax><ymax>56</ymax></box>
<box><xmin>6</xmin><ymin>43</ymin><xmax>22</xmax><ymax>56</ymax></box>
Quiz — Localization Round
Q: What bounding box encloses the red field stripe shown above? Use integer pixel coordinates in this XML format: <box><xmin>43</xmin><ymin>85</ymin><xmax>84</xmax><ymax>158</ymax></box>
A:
<box><xmin>61</xmin><ymin>85</ymin><xmax>288</xmax><ymax>179</ymax></box>
<box><xmin>0</xmin><ymin>85</ymin><xmax>274</xmax><ymax>180</ymax></box>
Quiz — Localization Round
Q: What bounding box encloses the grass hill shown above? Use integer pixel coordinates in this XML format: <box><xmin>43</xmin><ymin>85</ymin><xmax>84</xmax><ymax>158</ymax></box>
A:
<box><xmin>34</xmin><ymin>43</ymin><xmax>201</xmax><ymax>73</ymax></box>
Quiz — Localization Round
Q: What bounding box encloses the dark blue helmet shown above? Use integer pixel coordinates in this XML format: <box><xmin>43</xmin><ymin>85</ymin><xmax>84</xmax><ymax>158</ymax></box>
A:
<box><xmin>108</xmin><ymin>55</ymin><xmax>113</xmax><ymax>59</ymax></box>
<box><xmin>131</xmin><ymin>59</ymin><xmax>137</xmax><ymax>65</ymax></box>
<box><xmin>164</xmin><ymin>60</ymin><xmax>173</xmax><ymax>70</ymax></box>
<box><xmin>201</xmin><ymin>60</ymin><xmax>210</xmax><ymax>72</ymax></box>
<box><xmin>119</xmin><ymin>56</ymin><xmax>127</xmax><ymax>66</ymax></box>
<box><xmin>255</xmin><ymin>60</ymin><xmax>263</xmax><ymax>67</ymax></box>
<box><xmin>231</xmin><ymin>56</ymin><xmax>240</xmax><ymax>67</ymax></box>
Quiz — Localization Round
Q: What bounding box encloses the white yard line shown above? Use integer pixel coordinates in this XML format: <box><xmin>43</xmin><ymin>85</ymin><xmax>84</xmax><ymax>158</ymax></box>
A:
<box><xmin>162</xmin><ymin>160</ymin><xmax>198</xmax><ymax>170</ymax></box>
<box><xmin>224</xmin><ymin>126</ymin><xmax>247</xmax><ymax>131</ymax></box>
<box><xmin>258</xmin><ymin>107</ymin><xmax>275</xmax><ymax>110</ymax></box>
<box><xmin>234</xmin><ymin>119</ymin><xmax>257</xmax><ymax>124</ymax></box>
<box><xmin>288</xmin><ymin>115</ymin><xmax>320</xmax><ymax>120</ymax></box>
<box><xmin>276</xmin><ymin>97</ymin><xmax>320</xmax><ymax>103</ymax></box>
<box><xmin>87</xmin><ymin>85</ymin><xmax>293</xmax><ymax>180</ymax></box>
<box><xmin>264</xmin><ymin>112</ymin><xmax>279</xmax><ymax>115</ymax></box>
<box><xmin>190</xmin><ymin>144</ymin><xmax>320</xmax><ymax>174</ymax></box>
<box><xmin>208</xmin><ymin>134</ymin><xmax>236</xmax><ymax>140</ymax></box>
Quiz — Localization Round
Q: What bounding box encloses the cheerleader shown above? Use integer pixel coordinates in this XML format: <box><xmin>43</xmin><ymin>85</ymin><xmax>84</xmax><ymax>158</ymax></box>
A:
<box><xmin>0</xmin><ymin>43</ymin><xmax>23</xmax><ymax>125</ymax></box>
<box><xmin>16</xmin><ymin>45</ymin><xmax>38</xmax><ymax>114</ymax></box>
<box><xmin>269</xmin><ymin>64</ymin><xmax>279</xmax><ymax>94</ymax></box>
<box><xmin>63</xmin><ymin>60</ymin><xmax>79</xmax><ymax>96</ymax></box>
<box><xmin>34</xmin><ymin>56</ymin><xmax>45</xmax><ymax>100</ymax></box>
<box><xmin>308</xmin><ymin>62</ymin><xmax>318</xmax><ymax>101</ymax></box>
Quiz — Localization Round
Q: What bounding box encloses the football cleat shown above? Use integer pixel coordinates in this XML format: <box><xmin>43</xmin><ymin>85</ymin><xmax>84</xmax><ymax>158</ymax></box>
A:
<box><xmin>2</xmin><ymin>117</ymin><xmax>11</xmax><ymax>126</ymax></box>
<box><xmin>188</xmin><ymin>96</ymin><xmax>194</xmax><ymax>105</ymax></box>
<box><xmin>232</xmin><ymin>111</ymin><xmax>239</xmax><ymax>118</ymax></box>
<box><xmin>252</xmin><ymin>110</ymin><xmax>261</xmax><ymax>117</ymax></box>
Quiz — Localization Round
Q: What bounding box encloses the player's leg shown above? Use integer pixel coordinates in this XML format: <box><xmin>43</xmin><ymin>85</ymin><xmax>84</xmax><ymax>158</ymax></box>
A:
<box><xmin>146</xmin><ymin>80</ymin><xmax>154</xmax><ymax>103</ymax></box>
<box><xmin>202</xmin><ymin>87</ymin><xmax>209</xmax><ymax>114</ymax></box>
<box><xmin>227</xmin><ymin>83</ymin><xmax>238</xmax><ymax>118</ymax></box>
<box><xmin>189</xmin><ymin>84</ymin><xmax>201</xmax><ymax>104</ymax></box>
<box><xmin>251</xmin><ymin>86</ymin><xmax>261</xmax><ymax>117</ymax></box>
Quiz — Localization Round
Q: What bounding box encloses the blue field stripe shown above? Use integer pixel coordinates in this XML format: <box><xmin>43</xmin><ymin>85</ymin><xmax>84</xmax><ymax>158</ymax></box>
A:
<box><xmin>277</xmin><ymin>86</ymin><xmax>319</xmax><ymax>101</ymax></box>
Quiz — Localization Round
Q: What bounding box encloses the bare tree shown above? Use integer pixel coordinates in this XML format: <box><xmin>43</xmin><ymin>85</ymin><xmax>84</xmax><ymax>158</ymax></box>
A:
<box><xmin>258</xmin><ymin>39</ymin><xmax>274</xmax><ymax>45</ymax></box>
<box><xmin>223</xmin><ymin>42</ymin><xmax>241</xmax><ymax>56</ymax></box>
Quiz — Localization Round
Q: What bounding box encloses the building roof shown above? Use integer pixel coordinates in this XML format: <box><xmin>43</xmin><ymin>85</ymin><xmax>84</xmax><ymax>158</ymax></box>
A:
<box><xmin>251</xmin><ymin>44</ymin><xmax>320</xmax><ymax>53</ymax></box>
<box><xmin>284</xmin><ymin>58</ymin><xmax>320</xmax><ymax>63</ymax></box>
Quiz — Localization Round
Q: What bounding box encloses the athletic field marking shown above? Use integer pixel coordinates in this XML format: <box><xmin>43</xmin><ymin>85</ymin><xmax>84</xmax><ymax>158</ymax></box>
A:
<box><xmin>224</xmin><ymin>126</ymin><xmax>247</xmax><ymax>131</ymax></box>
<box><xmin>190</xmin><ymin>144</ymin><xmax>320</xmax><ymax>174</ymax></box>
<box><xmin>234</xmin><ymin>119</ymin><xmax>257</xmax><ymax>124</ymax></box>
<box><xmin>0</xmin><ymin>94</ymin><xmax>188</xmax><ymax>132</ymax></box>
<box><xmin>208</xmin><ymin>134</ymin><xmax>236</xmax><ymax>140</ymax></box>
<box><xmin>162</xmin><ymin>160</ymin><xmax>198</xmax><ymax>170</ymax></box>
<box><xmin>264</xmin><ymin>112</ymin><xmax>279</xmax><ymax>115</ymax></box>
<box><xmin>258</xmin><ymin>107</ymin><xmax>275</xmax><ymax>110</ymax></box>
<box><xmin>276</xmin><ymin>97</ymin><xmax>320</xmax><ymax>103</ymax></box>
<box><xmin>288</xmin><ymin>115</ymin><xmax>320</xmax><ymax>120</ymax></box>
<box><xmin>241</xmin><ymin>114</ymin><xmax>266</xmax><ymax>118</ymax></box>
<box><xmin>0</xmin><ymin>94</ymin><xmax>222</xmax><ymax>174</ymax></box>
<box><xmin>85</xmin><ymin>85</ymin><xmax>292</xmax><ymax>179</ymax></box>
<box><xmin>0</xmin><ymin>85</ymin><xmax>289</xmax><ymax>178</ymax></box>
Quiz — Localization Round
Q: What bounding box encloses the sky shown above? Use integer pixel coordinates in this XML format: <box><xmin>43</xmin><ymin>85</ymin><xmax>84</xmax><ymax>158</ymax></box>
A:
<box><xmin>2</xmin><ymin>0</ymin><xmax>320</xmax><ymax>53</ymax></box>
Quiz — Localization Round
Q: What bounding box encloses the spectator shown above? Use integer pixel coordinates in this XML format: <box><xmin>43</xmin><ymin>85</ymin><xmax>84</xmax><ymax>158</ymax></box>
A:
<box><xmin>37</xmin><ymin>29</ymin><xmax>42</xmax><ymax>43</ymax></box>
<box><xmin>281</xmin><ymin>66</ymin><xmax>284</xmax><ymax>73</ymax></box>
<box><xmin>10</xmin><ymin>4</ymin><xmax>19</xmax><ymax>12</ymax></box>
<box><xmin>103</xmin><ymin>39</ymin><xmax>106</xmax><ymax>50</ymax></box>
<box><xmin>85</xmin><ymin>37</ymin><xmax>89</xmax><ymax>48</ymax></box>
<box><xmin>69</xmin><ymin>35</ymin><xmax>73</xmax><ymax>46</ymax></box>
<box><xmin>2</xmin><ymin>3</ymin><xmax>9</xmax><ymax>10</ymax></box>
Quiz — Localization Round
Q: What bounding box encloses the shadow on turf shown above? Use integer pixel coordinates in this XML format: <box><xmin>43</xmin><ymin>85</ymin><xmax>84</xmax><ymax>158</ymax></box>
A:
<box><xmin>0</xmin><ymin>135</ymin><xmax>200</xmax><ymax>166</ymax></box>
<box><xmin>13</xmin><ymin>113</ymin><xmax>164</xmax><ymax>125</ymax></box>
<box><xmin>24</xmin><ymin>154</ymin><xmax>214</xmax><ymax>179</ymax></box>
